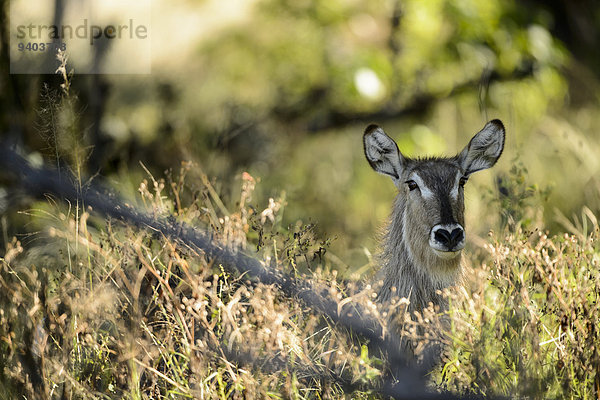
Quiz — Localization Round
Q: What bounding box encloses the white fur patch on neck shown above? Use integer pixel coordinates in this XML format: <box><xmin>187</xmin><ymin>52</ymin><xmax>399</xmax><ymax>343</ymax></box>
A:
<box><xmin>409</xmin><ymin>172</ymin><xmax>434</xmax><ymax>199</ymax></box>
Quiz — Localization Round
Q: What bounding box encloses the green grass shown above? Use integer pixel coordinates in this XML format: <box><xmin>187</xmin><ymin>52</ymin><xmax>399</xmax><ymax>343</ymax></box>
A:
<box><xmin>439</xmin><ymin>225</ymin><xmax>600</xmax><ymax>398</ymax></box>
<box><xmin>1</xmin><ymin>165</ymin><xmax>599</xmax><ymax>399</ymax></box>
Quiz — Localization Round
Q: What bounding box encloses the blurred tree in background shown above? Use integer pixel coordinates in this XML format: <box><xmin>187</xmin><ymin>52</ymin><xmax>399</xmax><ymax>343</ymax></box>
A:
<box><xmin>1</xmin><ymin>0</ymin><xmax>600</xmax><ymax>269</ymax></box>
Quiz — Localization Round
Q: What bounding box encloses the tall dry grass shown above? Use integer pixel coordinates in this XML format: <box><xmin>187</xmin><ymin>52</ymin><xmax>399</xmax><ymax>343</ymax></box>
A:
<box><xmin>1</xmin><ymin>159</ymin><xmax>599</xmax><ymax>399</ymax></box>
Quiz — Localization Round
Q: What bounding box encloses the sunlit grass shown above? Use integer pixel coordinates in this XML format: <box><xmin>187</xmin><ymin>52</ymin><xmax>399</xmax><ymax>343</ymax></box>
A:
<box><xmin>1</xmin><ymin>164</ymin><xmax>600</xmax><ymax>398</ymax></box>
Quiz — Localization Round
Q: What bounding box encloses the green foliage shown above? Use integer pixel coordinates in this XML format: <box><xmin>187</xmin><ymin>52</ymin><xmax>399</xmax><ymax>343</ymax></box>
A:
<box><xmin>486</xmin><ymin>158</ymin><xmax>552</xmax><ymax>231</ymax></box>
<box><xmin>175</xmin><ymin>0</ymin><xmax>574</xmax><ymax>259</ymax></box>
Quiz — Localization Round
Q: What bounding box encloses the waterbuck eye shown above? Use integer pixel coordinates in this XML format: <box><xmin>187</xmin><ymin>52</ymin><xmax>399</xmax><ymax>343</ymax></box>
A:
<box><xmin>459</xmin><ymin>176</ymin><xmax>468</xmax><ymax>187</ymax></box>
<box><xmin>406</xmin><ymin>180</ymin><xmax>419</xmax><ymax>191</ymax></box>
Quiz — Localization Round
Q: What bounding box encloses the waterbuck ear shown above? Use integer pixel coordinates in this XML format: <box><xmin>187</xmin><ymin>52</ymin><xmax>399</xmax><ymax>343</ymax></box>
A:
<box><xmin>458</xmin><ymin>119</ymin><xmax>505</xmax><ymax>176</ymax></box>
<box><xmin>363</xmin><ymin>124</ymin><xmax>405</xmax><ymax>182</ymax></box>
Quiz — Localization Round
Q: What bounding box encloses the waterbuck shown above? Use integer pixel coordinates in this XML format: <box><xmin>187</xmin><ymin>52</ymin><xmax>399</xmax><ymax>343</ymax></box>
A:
<box><xmin>363</xmin><ymin>120</ymin><xmax>505</xmax><ymax>316</ymax></box>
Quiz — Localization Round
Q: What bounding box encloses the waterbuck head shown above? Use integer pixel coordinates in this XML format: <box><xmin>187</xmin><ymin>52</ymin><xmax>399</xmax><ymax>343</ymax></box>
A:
<box><xmin>363</xmin><ymin>120</ymin><xmax>505</xmax><ymax>283</ymax></box>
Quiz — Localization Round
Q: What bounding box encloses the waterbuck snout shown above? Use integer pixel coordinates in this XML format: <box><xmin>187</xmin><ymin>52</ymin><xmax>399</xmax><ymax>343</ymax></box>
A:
<box><xmin>363</xmin><ymin>120</ymin><xmax>505</xmax><ymax>313</ymax></box>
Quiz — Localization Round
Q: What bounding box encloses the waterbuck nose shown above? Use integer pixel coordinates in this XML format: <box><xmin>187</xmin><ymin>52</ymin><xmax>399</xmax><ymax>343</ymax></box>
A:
<box><xmin>431</xmin><ymin>224</ymin><xmax>464</xmax><ymax>251</ymax></box>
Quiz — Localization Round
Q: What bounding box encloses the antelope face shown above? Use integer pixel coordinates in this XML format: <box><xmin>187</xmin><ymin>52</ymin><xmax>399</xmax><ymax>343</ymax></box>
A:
<box><xmin>404</xmin><ymin>159</ymin><xmax>466</xmax><ymax>259</ymax></box>
<box><xmin>363</xmin><ymin>120</ymin><xmax>505</xmax><ymax>262</ymax></box>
